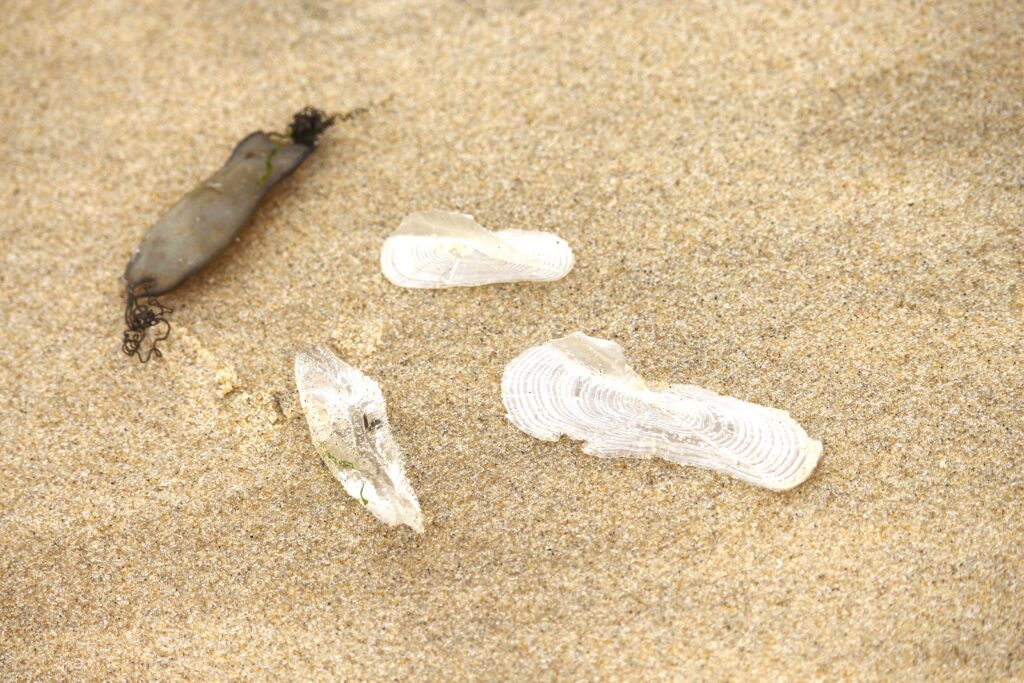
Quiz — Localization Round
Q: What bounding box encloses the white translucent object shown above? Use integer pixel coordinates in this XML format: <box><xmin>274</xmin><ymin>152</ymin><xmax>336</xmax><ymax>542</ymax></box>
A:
<box><xmin>380</xmin><ymin>211</ymin><xmax>574</xmax><ymax>288</ymax></box>
<box><xmin>501</xmin><ymin>332</ymin><xmax>822</xmax><ymax>490</ymax></box>
<box><xmin>295</xmin><ymin>346</ymin><xmax>424</xmax><ymax>532</ymax></box>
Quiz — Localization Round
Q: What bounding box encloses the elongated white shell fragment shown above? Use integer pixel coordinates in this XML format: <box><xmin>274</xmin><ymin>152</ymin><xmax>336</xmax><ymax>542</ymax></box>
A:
<box><xmin>501</xmin><ymin>333</ymin><xmax>822</xmax><ymax>490</ymax></box>
<box><xmin>295</xmin><ymin>346</ymin><xmax>424</xmax><ymax>532</ymax></box>
<box><xmin>380</xmin><ymin>211</ymin><xmax>574</xmax><ymax>288</ymax></box>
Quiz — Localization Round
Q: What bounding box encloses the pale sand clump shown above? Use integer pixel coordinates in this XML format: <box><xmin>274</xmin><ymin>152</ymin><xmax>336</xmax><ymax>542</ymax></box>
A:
<box><xmin>1</xmin><ymin>1</ymin><xmax>1021</xmax><ymax>679</ymax></box>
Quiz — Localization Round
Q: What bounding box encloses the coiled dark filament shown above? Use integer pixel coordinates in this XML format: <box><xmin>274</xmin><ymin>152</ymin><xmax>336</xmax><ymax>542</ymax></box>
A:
<box><xmin>122</xmin><ymin>283</ymin><xmax>173</xmax><ymax>363</ymax></box>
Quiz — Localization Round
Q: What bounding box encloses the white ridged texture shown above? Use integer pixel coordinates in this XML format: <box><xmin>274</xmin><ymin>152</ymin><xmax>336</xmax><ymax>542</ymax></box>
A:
<box><xmin>380</xmin><ymin>211</ymin><xmax>574</xmax><ymax>288</ymax></box>
<box><xmin>295</xmin><ymin>346</ymin><xmax>424</xmax><ymax>532</ymax></box>
<box><xmin>501</xmin><ymin>332</ymin><xmax>822</xmax><ymax>490</ymax></box>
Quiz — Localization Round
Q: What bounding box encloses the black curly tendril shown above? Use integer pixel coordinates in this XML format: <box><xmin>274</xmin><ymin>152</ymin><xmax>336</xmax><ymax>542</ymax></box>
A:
<box><xmin>287</xmin><ymin>107</ymin><xmax>337</xmax><ymax>148</ymax></box>
<box><xmin>285</xmin><ymin>98</ymin><xmax>394</xmax><ymax>147</ymax></box>
<box><xmin>122</xmin><ymin>283</ymin><xmax>173</xmax><ymax>363</ymax></box>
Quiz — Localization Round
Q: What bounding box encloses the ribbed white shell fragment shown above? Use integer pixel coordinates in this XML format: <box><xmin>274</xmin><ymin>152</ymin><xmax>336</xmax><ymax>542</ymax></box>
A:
<box><xmin>501</xmin><ymin>333</ymin><xmax>822</xmax><ymax>490</ymax></box>
<box><xmin>295</xmin><ymin>346</ymin><xmax>424</xmax><ymax>532</ymax></box>
<box><xmin>380</xmin><ymin>211</ymin><xmax>574</xmax><ymax>288</ymax></box>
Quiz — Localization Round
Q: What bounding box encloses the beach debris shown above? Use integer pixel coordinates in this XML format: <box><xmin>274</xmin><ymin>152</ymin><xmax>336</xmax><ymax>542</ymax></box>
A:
<box><xmin>380</xmin><ymin>211</ymin><xmax>574</xmax><ymax>288</ymax></box>
<box><xmin>501</xmin><ymin>332</ymin><xmax>822</xmax><ymax>490</ymax></box>
<box><xmin>122</xmin><ymin>107</ymin><xmax>339</xmax><ymax>362</ymax></box>
<box><xmin>295</xmin><ymin>345</ymin><xmax>424</xmax><ymax>532</ymax></box>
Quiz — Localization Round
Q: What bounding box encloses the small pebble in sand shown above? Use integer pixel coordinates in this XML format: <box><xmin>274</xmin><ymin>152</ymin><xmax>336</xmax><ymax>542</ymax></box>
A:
<box><xmin>380</xmin><ymin>210</ymin><xmax>574</xmax><ymax>288</ymax></box>
<box><xmin>214</xmin><ymin>366</ymin><xmax>240</xmax><ymax>397</ymax></box>
<box><xmin>295</xmin><ymin>345</ymin><xmax>424</xmax><ymax>532</ymax></box>
<box><xmin>502</xmin><ymin>332</ymin><xmax>822</xmax><ymax>490</ymax></box>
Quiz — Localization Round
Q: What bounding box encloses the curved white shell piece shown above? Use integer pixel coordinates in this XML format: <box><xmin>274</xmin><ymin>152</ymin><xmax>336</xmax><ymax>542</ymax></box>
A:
<box><xmin>501</xmin><ymin>332</ymin><xmax>822</xmax><ymax>490</ymax></box>
<box><xmin>380</xmin><ymin>211</ymin><xmax>574</xmax><ymax>288</ymax></box>
<box><xmin>295</xmin><ymin>346</ymin><xmax>424</xmax><ymax>532</ymax></box>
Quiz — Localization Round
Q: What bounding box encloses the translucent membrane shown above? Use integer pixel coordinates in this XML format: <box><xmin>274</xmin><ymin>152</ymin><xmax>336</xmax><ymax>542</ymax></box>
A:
<box><xmin>295</xmin><ymin>346</ymin><xmax>424</xmax><ymax>531</ymax></box>
<box><xmin>380</xmin><ymin>211</ymin><xmax>574</xmax><ymax>288</ymax></box>
<box><xmin>501</xmin><ymin>332</ymin><xmax>822</xmax><ymax>490</ymax></box>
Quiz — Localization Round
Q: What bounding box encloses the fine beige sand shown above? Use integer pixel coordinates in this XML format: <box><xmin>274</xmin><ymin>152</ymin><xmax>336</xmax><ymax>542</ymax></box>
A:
<box><xmin>2</xmin><ymin>1</ymin><xmax>1022</xmax><ymax>679</ymax></box>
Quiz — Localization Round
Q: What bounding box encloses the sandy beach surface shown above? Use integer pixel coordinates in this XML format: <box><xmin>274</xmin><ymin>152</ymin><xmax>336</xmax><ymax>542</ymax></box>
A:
<box><xmin>2</xmin><ymin>1</ymin><xmax>1022</xmax><ymax>679</ymax></box>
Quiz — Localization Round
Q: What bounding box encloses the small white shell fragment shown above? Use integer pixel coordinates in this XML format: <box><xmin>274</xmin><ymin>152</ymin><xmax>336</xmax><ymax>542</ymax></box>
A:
<box><xmin>380</xmin><ymin>210</ymin><xmax>574</xmax><ymax>288</ymax></box>
<box><xmin>501</xmin><ymin>332</ymin><xmax>822</xmax><ymax>490</ymax></box>
<box><xmin>295</xmin><ymin>346</ymin><xmax>424</xmax><ymax>532</ymax></box>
